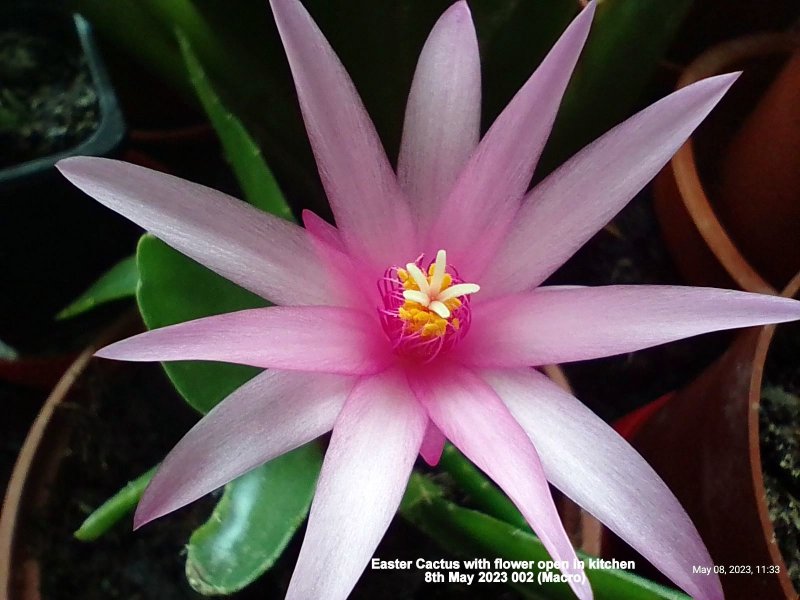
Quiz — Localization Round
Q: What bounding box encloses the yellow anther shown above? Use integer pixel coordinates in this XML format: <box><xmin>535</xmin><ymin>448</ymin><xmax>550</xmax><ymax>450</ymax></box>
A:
<box><xmin>394</xmin><ymin>250</ymin><xmax>479</xmax><ymax>339</ymax></box>
<box><xmin>421</xmin><ymin>321</ymin><xmax>446</xmax><ymax>337</ymax></box>
<box><xmin>444</xmin><ymin>297</ymin><xmax>461</xmax><ymax>311</ymax></box>
<box><xmin>413</xmin><ymin>312</ymin><xmax>431</xmax><ymax>325</ymax></box>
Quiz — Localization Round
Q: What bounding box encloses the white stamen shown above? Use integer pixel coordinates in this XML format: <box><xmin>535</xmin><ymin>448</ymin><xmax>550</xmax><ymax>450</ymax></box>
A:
<box><xmin>405</xmin><ymin>263</ymin><xmax>430</xmax><ymax>294</ymax></box>
<box><xmin>429</xmin><ymin>249</ymin><xmax>447</xmax><ymax>295</ymax></box>
<box><xmin>429</xmin><ymin>300</ymin><xmax>450</xmax><ymax>319</ymax></box>
<box><xmin>403</xmin><ymin>289</ymin><xmax>430</xmax><ymax>306</ymax></box>
<box><xmin>437</xmin><ymin>283</ymin><xmax>480</xmax><ymax>302</ymax></box>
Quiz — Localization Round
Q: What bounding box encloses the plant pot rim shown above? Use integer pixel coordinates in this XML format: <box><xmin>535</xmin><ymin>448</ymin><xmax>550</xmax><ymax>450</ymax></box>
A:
<box><xmin>669</xmin><ymin>31</ymin><xmax>800</xmax><ymax>295</ymax></box>
<box><xmin>616</xmin><ymin>270</ymin><xmax>800</xmax><ymax>598</ymax></box>
<box><xmin>0</xmin><ymin>314</ymin><xmax>137</xmax><ymax>600</ymax></box>
<box><xmin>743</xmin><ymin>269</ymin><xmax>800</xmax><ymax>598</ymax></box>
<box><xmin>0</xmin><ymin>9</ymin><xmax>126</xmax><ymax>188</ymax></box>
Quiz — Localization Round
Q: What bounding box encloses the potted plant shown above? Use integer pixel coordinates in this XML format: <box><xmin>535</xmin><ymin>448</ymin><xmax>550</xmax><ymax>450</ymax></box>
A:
<box><xmin>0</xmin><ymin>3</ymin><xmax>134</xmax><ymax>350</ymax></box>
<box><xmin>654</xmin><ymin>32</ymin><xmax>800</xmax><ymax>295</ymax></box>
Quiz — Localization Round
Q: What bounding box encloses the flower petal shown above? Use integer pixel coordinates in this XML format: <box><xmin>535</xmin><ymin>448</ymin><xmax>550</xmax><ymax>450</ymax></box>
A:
<box><xmin>96</xmin><ymin>306</ymin><xmax>392</xmax><ymax>375</ymax></box>
<box><xmin>398</xmin><ymin>0</ymin><xmax>480</xmax><ymax>232</ymax></box>
<box><xmin>134</xmin><ymin>370</ymin><xmax>354</xmax><ymax>527</ymax></box>
<box><xmin>270</xmin><ymin>0</ymin><xmax>415</xmax><ymax>270</ymax></box>
<box><xmin>302</xmin><ymin>209</ymin><xmax>344</xmax><ymax>252</ymax></box>
<box><xmin>57</xmin><ymin>157</ymin><xmax>345</xmax><ymax>307</ymax></box>
<box><xmin>459</xmin><ymin>285</ymin><xmax>800</xmax><ymax>367</ymax></box>
<box><xmin>480</xmin><ymin>73</ymin><xmax>740</xmax><ymax>294</ymax></box>
<box><xmin>286</xmin><ymin>369</ymin><xmax>427</xmax><ymax>600</ymax></box>
<box><xmin>485</xmin><ymin>367</ymin><xmax>722</xmax><ymax>600</ymax></box>
<box><xmin>301</xmin><ymin>209</ymin><xmax>375</xmax><ymax>308</ymax></box>
<box><xmin>418</xmin><ymin>420</ymin><xmax>446</xmax><ymax>466</ymax></box>
<box><xmin>410</xmin><ymin>364</ymin><xmax>591</xmax><ymax>600</ymax></box>
<box><xmin>428</xmin><ymin>1</ymin><xmax>595</xmax><ymax>278</ymax></box>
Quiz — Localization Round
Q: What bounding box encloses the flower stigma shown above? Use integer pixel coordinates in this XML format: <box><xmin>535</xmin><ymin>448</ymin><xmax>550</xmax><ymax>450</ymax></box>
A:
<box><xmin>379</xmin><ymin>249</ymin><xmax>480</xmax><ymax>361</ymax></box>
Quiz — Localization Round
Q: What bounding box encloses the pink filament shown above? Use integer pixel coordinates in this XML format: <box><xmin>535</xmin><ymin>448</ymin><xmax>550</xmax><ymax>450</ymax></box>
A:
<box><xmin>377</xmin><ymin>256</ymin><xmax>472</xmax><ymax>362</ymax></box>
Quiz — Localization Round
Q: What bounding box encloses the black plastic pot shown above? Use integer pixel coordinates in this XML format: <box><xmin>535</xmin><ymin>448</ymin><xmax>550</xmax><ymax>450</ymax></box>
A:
<box><xmin>0</xmin><ymin>5</ymin><xmax>137</xmax><ymax>350</ymax></box>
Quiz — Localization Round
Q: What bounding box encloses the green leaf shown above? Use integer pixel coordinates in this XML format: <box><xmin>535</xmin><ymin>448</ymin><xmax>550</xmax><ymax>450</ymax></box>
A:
<box><xmin>136</xmin><ymin>235</ymin><xmax>264</xmax><ymax>414</ymax></box>
<box><xmin>56</xmin><ymin>255</ymin><xmax>138</xmax><ymax>320</ymax></box>
<box><xmin>177</xmin><ymin>32</ymin><xmax>293</xmax><ymax>220</ymax></box>
<box><xmin>401</xmin><ymin>474</ymin><xmax>690</xmax><ymax>600</ymax></box>
<box><xmin>186</xmin><ymin>444</ymin><xmax>322</xmax><ymax>595</ymax></box>
<box><xmin>74</xmin><ymin>467</ymin><xmax>157</xmax><ymax>541</ymax></box>
<box><xmin>438</xmin><ymin>444</ymin><xmax>528</xmax><ymax>530</ymax></box>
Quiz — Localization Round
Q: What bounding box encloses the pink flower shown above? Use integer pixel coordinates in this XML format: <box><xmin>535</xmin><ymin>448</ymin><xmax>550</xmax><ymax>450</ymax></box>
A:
<box><xmin>58</xmin><ymin>1</ymin><xmax>800</xmax><ymax>599</ymax></box>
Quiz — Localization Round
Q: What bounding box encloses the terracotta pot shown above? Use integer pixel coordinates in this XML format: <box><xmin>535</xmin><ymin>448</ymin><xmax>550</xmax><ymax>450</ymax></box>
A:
<box><xmin>654</xmin><ymin>32</ymin><xmax>800</xmax><ymax>295</ymax></box>
<box><xmin>622</xmin><ymin>271</ymin><xmax>800</xmax><ymax>600</ymax></box>
<box><xmin>716</xmin><ymin>50</ymin><xmax>800</xmax><ymax>287</ymax></box>
<box><xmin>0</xmin><ymin>314</ymin><xmax>137</xmax><ymax>600</ymax></box>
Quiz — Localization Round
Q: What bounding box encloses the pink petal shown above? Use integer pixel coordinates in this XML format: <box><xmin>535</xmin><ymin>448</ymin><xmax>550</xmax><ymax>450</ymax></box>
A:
<box><xmin>301</xmin><ymin>209</ymin><xmax>374</xmax><ymax>308</ymax></box>
<box><xmin>398</xmin><ymin>0</ymin><xmax>480</xmax><ymax>233</ymax></box>
<box><xmin>485</xmin><ymin>368</ymin><xmax>723</xmax><ymax>600</ymax></box>
<box><xmin>57</xmin><ymin>157</ymin><xmax>347</xmax><ymax>307</ymax></box>
<box><xmin>427</xmin><ymin>1</ymin><xmax>595</xmax><ymax>279</ymax></box>
<box><xmin>459</xmin><ymin>285</ymin><xmax>800</xmax><ymax>367</ymax></box>
<box><xmin>418</xmin><ymin>420</ymin><xmax>446</xmax><ymax>466</ymax></box>
<box><xmin>270</xmin><ymin>0</ymin><xmax>415</xmax><ymax>271</ymax></box>
<box><xmin>480</xmin><ymin>73</ymin><xmax>741</xmax><ymax>295</ymax></box>
<box><xmin>409</xmin><ymin>364</ymin><xmax>592</xmax><ymax>600</ymax></box>
<box><xmin>96</xmin><ymin>306</ymin><xmax>392</xmax><ymax>375</ymax></box>
<box><xmin>286</xmin><ymin>369</ymin><xmax>426</xmax><ymax>600</ymax></box>
<box><xmin>302</xmin><ymin>209</ymin><xmax>344</xmax><ymax>252</ymax></box>
<box><xmin>134</xmin><ymin>370</ymin><xmax>354</xmax><ymax>527</ymax></box>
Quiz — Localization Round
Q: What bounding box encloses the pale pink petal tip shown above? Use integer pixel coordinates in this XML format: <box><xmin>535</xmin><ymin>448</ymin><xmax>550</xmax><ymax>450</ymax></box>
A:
<box><xmin>397</xmin><ymin>0</ymin><xmax>480</xmax><ymax>229</ymax></box>
<box><xmin>429</xmin><ymin>0</ymin><xmax>594</xmax><ymax>277</ymax></box>
<box><xmin>57</xmin><ymin>156</ymin><xmax>343</xmax><ymax>307</ymax></box>
<box><xmin>486</xmin><ymin>368</ymin><xmax>722</xmax><ymax>600</ymax></box>
<box><xmin>480</xmin><ymin>70</ymin><xmax>741</xmax><ymax>296</ymax></box>
<box><xmin>92</xmin><ymin>307</ymin><xmax>391</xmax><ymax>375</ymax></box>
<box><xmin>132</xmin><ymin>370</ymin><xmax>353</xmax><ymax>529</ymax></box>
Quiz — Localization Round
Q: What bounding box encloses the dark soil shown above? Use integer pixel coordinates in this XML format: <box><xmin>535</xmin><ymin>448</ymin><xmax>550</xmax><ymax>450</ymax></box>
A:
<box><xmin>0</xmin><ymin>28</ymin><xmax>99</xmax><ymax>169</ymax></box>
<box><xmin>27</xmin><ymin>360</ymin><xmax>518</xmax><ymax>599</ymax></box>
<box><xmin>546</xmin><ymin>188</ymin><xmax>727</xmax><ymax>420</ymax></box>
<box><xmin>760</xmin><ymin>320</ymin><xmax>800</xmax><ymax>592</ymax></box>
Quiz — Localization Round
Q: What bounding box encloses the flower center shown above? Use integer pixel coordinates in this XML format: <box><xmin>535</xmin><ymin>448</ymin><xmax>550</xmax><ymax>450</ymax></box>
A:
<box><xmin>378</xmin><ymin>249</ymin><xmax>480</xmax><ymax>361</ymax></box>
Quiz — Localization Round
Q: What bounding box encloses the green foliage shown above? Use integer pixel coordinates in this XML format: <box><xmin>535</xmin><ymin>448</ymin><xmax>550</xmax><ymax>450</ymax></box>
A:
<box><xmin>74</xmin><ymin>467</ymin><xmax>157</xmax><ymax>541</ymax></box>
<box><xmin>401</xmin><ymin>474</ymin><xmax>691</xmax><ymax>600</ymax></box>
<box><xmin>185</xmin><ymin>444</ymin><xmax>322</xmax><ymax>594</ymax></box>
<box><xmin>57</xmin><ymin>255</ymin><xmax>138</xmax><ymax>319</ymax></box>
<box><xmin>177</xmin><ymin>32</ymin><xmax>294</xmax><ymax>220</ymax></box>
<box><xmin>136</xmin><ymin>235</ymin><xmax>264</xmax><ymax>414</ymax></box>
